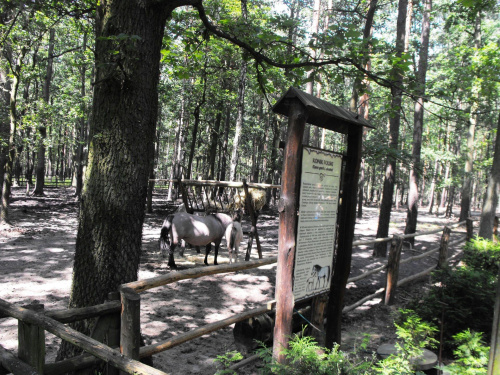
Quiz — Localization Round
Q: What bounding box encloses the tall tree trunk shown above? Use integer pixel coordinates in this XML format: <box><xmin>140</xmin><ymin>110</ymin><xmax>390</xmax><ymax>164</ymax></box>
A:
<box><xmin>1</xmin><ymin>39</ymin><xmax>26</xmax><ymax>224</ymax></box>
<box><xmin>186</xmin><ymin>63</ymin><xmax>207</xmax><ymax>180</ymax></box>
<box><xmin>229</xmin><ymin>0</ymin><xmax>248</xmax><ymax>182</ymax></box>
<box><xmin>303</xmin><ymin>0</ymin><xmax>321</xmax><ymax>146</ymax></box>
<box><xmin>74</xmin><ymin>33</ymin><xmax>88</xmax><ymax>198</ymax></box>
<box><xmin>373</xmin><ymin>0</ymin><xmax>408</xmax><ymax>257</ymax></box>
<box><xmin>219</xmin><ymin>106</ymin><xmax>231</xmax><ymax>183</ymax></box>
<box><xmin>478</xmin><ymin>113</ymin><xmax>500</xmax><ymax>239</ymax></box>
<box><xmin>352</xmin><ymin>0</ymin><xmax>378</xmax><ymax>218</ymax></box>
<box><xmin>404</xmin><ymin>0</ymin><xmax>431</xmax><ymax>244</ymax></box>
<box><xmin>460</xmin><ymin>11</ymin><xmax>481</xmax><ymax>221</ymax></box>
<box><xmin>229</xmin><ymin>62</ymin><xmax>247</xmax><ymax>181</ymax></box>
<box><xmin>427</xmin><ymin>159</ymin><xmax>439</xmax><ymax>213</ymax></box>
<box><xmin>167</xmin><ymin>83</ymin><xmax>186</xmax><ymax>201</ymax></box>
<box><xmin>57</xmin><ymin>1</ymin><xmax>170</xmax><ymax>359</ymax></box>
<box><xmin>33</xmin><ymin>28</ymin><xmax>55</xmax><ymax>196</ymax></box>
<box><xmin>1</xmin><ymin>73</ymin><xmax>20</xmax><ymax>225</ymax></box>
<box><xmin>0</xmin><ymin>68</ymin><xmax>10</xmax><ymax>195</ymax></box>
<box><xmin>207</xmin><ymin>100</ymin><xmax>222</xmax><ymax>180</ymax></box>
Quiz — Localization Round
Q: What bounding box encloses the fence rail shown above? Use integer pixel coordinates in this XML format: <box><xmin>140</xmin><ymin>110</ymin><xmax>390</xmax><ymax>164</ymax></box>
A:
<box><xmin>0</xmin><ymin>219</ymin><xmax>471</xmax><ymax>375</ymax></box>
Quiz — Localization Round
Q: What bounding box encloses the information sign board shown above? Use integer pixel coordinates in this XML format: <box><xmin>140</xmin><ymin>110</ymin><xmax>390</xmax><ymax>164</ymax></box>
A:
<box><xmin>293</xmin><ymin>147</ymin><xmax>342</xmax><ymax>300</ymax></box>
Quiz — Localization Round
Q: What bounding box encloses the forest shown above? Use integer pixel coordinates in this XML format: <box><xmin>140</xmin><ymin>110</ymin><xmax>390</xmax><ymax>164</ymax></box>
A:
<box><xmin>1</xmin><ymin>0</ymin><xmax>500</xmax><ymax>369</ymax></box>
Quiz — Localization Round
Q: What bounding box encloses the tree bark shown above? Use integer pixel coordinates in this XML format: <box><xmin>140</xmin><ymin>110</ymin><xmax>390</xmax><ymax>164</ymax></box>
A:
<box><xmin>74</xmin><ymin>33</ymin><xmax>89</xmax><ymax>198</ymax></box>
<box><xmin>460</xmin><ymin>11</ymin><xmax>481</xmax><ymax>221</ymax></box>
<box><xmin>373</xmin><ymin>0</ymin><xmax>408</xmax><ymax>257</ymax></box>
<box><xmin>229</xmin><ymin>61</ymin><xmax>247</xmax><ymax>181</ymax></box>
<box><xmin>33</xmin><ymin>28</ymin><xmax>55</xmax><ymax>196</ymax></box>
<box><xmin>57</xmin><ymin>1</ymin><xmax>171</xmax><ymax>359</ymax></box>
<box><xmin>478</xmin><ymin>113</ymin><xmax>500</xmax><ymax>239</ymax></box>
<box><xmin>404</xmin><ymin>0</ymin><xmax>431</xmax><ymax>244</ymax></box>
<box><xmin>207</xmin><ymin>100</ymin><xmax>222</xmax><ymax>180</ymax></box>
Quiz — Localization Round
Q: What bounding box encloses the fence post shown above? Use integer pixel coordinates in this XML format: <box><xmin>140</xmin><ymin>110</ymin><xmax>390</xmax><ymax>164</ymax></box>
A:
<box><xmin>488</xmin><ymin>267</ymin><xmax>500</xmax><ymax>375</ymax></box>
<box><xmin>494</xmin><ymin>217</ymin><xmax>499</xmax><ymax>242</ymax></box>
<box><xmin>18</xmin><ymin>302</ymin><xmax>45</xmax><ymax>374</ymax></box>
<box><xmin>242</xmin><ymin>179</ymin><xmax>263</xmax><ymax>261</ymax></box>
<box><xmin>120</xmin><ymin>287</ymin><xmax>141</xmax><ymax>375</ymax></box>
<box><xmin>384</xmin><ymin>236</ymin><xmax>403</xmax><ymax>305</ymax></box>
<box><xmin>438</xmin><ymin>226</ymin><xmax>452</xmax><ymax>269</ymax></box>
<box><xmin>466</xmin><ymin>217</ymin><xmax>474</xmax><ymax>242</ymax></box>
<box><xmin>308</xmin><ymin>293</ymin><xmax>328</xmax><ymax>346</ymax></box>
<box><xmin>107</xmin><ymin>292</ymin><xmax>121</xmax><ymax>375</ymax></box>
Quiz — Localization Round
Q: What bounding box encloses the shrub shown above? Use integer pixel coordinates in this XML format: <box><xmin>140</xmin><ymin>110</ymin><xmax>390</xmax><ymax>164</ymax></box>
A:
<box><xmin>408</xmin><ymin>267</ymin><xmax>496</xmax><ymax>348</ymax></box>
<box><xmin>256</xmin><ymin>330</ymin><xmax>375</xmax><ymax>375</ymax></box>
<box><xmin>442</xmin><ymin>330</ymin><xmax>489</xmax><ymax>375</ymax></box>
<box><xmin>463</xmin><ymin>237</ymin><xmax>500</xmax><ymax>274</ymax></box>
<box><xmin>375</xmin><ymin>310</ymin><xmax>438</xmax><ymax>375</ymax></box>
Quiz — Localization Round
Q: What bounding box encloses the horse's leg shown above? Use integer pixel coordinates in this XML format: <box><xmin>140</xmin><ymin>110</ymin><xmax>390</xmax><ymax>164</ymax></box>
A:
<box><xmin>196</xmin><ymin>246</ymin><xmax>201</xmax><ymax>254</ymax></box>
<box><xmin>168</xmin><ymin>243</ymin><xmax>177</xmax><ymax>269</ymax></box>
<box><xmin>179</xmin><ymin>239</ymin><xmax>185</xmax><ymax>257</ymax></box>
<box><xmin>234</xmin><ymin>242</ymin><xmax>239</xmax><ymax>263</ymax></box>
<box><xmin>213</xmin><ymin>240</ymin><xmax>221</xmax><ymax>266</ymax></box>
<box><xmin>204</xmin><ymin>243</ymin><xmax>212</xmax><ymax>265</ymax></box>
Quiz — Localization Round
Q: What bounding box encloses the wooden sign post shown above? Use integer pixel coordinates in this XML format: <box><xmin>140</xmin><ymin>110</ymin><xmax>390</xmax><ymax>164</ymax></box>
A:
<box><xmin>272</xmin><ymin>87</ymin><xmax>372</xmax><ymax>361</ymax></box>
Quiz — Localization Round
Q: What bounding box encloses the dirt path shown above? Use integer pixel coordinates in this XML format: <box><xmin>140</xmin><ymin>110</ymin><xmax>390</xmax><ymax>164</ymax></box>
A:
<box><xmin>0</xmin><ymin>187</ymin><xmax>469</xmax><ymax>374</ymax></box>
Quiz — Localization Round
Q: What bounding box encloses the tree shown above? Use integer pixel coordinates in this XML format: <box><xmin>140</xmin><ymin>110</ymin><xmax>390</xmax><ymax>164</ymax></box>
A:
<box><xmin>478</xmin><ymin>114</ymin><xmax>500</xmax><ymax>239</ymax></box>
<box><xmin>404</xmin><ymin>0</ymin><xmax>432</xmax><ymax>244</ymax></box>
<box><xmin>373</xmin><ymin>0</ymin><xmax>408</xmax><ymax>257</ymax></box>
<box><xmin>57</xmin><ymin>0</ymin><xmax>176</xmax><ymax>358</ymax></box>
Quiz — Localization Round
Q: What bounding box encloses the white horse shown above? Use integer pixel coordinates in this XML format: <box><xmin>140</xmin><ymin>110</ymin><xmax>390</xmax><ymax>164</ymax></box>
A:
<box><xmin>226</xmin><ymin>221</ymin><xmax>244</xmax><ymax>263</ymax></box>
<box><xmin>159</xmin><ymin>212</ymin><xmax>243</xmax><ymax>268</ymax></box>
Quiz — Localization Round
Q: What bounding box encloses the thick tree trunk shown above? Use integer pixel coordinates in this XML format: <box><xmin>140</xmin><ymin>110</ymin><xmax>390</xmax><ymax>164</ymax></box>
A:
<box><xmin>373</xmin><ymin>0</ymin><xmax>408</xmax><ymax>257</ymax></box>
<box><xmin>57</xmin><ymin>1</ymin><xmax>170</xmax><ymax>359</ymax></box>
<box><xmin>478</xmin><ymin>113</ymin><xmax>500</xmax><ymax>239</ymax></box>
<box><xmin>404</xmin><ymin>0</ymin><xmax>431</xmax><ymax>244</ymax></box>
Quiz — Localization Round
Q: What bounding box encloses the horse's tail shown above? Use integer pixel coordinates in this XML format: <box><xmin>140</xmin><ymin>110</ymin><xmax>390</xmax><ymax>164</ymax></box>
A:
<box><xmin>159</xmin><ymin>215</ymin><xmax>174</xmax><ymax>256</ymax></box>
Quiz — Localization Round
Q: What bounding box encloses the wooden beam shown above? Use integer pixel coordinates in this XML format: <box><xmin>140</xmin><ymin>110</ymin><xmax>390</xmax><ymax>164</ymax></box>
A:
<box><xmin>0</xmin><ymin>298</ymin><xmax>169</xmax><ymax>375</ymax></box>
<box><xmin>272</xmin><ymin>99</ymin><xmax>306</xmax><ymax>363</ymax></box>
<box><xmin>325</xmin><ymin>125</ymin><xmax>363</xmax><ymax>347</ymax></box>
<box><xmin>384</xmin><ymin>236</ymin><xmax>403</xmax><ymax>305</ymax></box>
<box><xmin>0</xmin><ymin>344</ymin><xmax>39</xmax><ymax>375</ymax></box>
<box><xmin>122</xmin><ymin>257</ymin><xmax>277</xmax><ymax>293</ymax></box>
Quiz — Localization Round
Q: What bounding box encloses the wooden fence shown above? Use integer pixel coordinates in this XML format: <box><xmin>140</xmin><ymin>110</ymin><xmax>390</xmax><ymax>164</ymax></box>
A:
<box><xmin>0</xmin><ymin>219</ymin><xmax>471</xmax><ymax>375</ymax></box>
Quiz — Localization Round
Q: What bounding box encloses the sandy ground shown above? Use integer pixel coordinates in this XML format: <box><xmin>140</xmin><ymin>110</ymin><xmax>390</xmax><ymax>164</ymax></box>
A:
<box><xmin>0</xmin><ymin>187</ymin><xmax>469</xmax><ymax>374</ymax></box>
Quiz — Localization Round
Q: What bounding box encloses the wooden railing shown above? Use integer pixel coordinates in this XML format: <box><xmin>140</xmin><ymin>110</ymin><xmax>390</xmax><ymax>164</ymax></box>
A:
<box><xmin>0</xmin><ymin>219</ymin><xmax>471</xmax><ymax>375</ymax></box>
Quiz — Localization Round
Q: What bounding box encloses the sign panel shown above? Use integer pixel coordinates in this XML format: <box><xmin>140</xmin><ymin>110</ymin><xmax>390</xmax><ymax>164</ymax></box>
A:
<box><xmin>293</xmin><ymin>147</ymin><xmax>342</xmax><ymax>300</ymax></box>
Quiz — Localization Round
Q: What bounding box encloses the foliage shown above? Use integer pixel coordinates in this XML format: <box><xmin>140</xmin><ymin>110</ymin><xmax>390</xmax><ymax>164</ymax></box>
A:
<box><xmin>214</xmin><ymin>350</ymin><xmax>244</xmax><ymax>375</ymax></box>
<box><xmin>408</xmin><ymin>266</ymin><xmax>496</xmax><ymax>349</ymax></box>
<box><xmin>441</xmin><ymin>330</ymin><xmax>489</xmax><ymax>375</ymax></box>
<box><xmin>463</xmin><ymin>237</ymin><xmax>500</xmax><ymax>274</ymax></box>
<box><xmin>256</xmin><ymin>330</ymin><xmax>375</xmax><ymax>375</ymax></box>
<box><xmin>374</xmin><ymin>310</ymin><xmax>438</xmax><ymax>375</ymax></box>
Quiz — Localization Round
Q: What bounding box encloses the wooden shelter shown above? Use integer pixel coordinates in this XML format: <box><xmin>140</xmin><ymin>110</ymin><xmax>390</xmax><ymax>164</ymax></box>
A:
<box><xmin>271</xmin><ymin>87</ymin><xmax>373</xmax><ymax>361</ymax></box>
